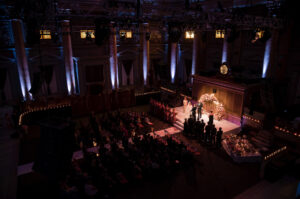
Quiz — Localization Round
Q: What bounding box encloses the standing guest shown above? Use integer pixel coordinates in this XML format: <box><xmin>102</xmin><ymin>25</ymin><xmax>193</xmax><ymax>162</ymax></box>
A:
<box><xmin>211</xmin><ymin>124</ymin><xmax>217</xmax><ymax>145</ymax></box>
<box><xmin>183</xmin><ymin>118</ymin><xmax>188</xmax><ymax>135</ymax></box>
<box><xmin>209</xmin><ymin>111</ymin><xmax>214</xmax><ymax>125</ymax></box>
<box><xmin>216</xmin><ymin>127</ymin><xmax>223</xmax><ymax>148</ymax></box>
<box><xmin>199</xmin><ymin>119</ymin><xmax>205</xmax><ymax>141</ymax></box>
<box><xmin>197</xmin><ymin>101</ymin><xmax>203</xmax><ymax>121</ymax></box>
<box><xmin>188</xmin><ymin>116</ymin><xmax>194</xmax><ymax>137</ymax></box>
<box><xmin>195</xmin><ymin>119</ymin><xmax>201</xmax><ymax>138</ymax></box>
<box><xmin>205</xmin><ymin>123</ymin><xmax>211</xmax><ymax>143</ymax></box>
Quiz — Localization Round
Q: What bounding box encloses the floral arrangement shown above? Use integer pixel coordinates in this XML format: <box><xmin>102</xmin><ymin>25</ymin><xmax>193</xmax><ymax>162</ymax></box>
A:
<box><xmin>223</xmin><ymin>134</ymin><xmax>259</xmax><ymax>157</ymax></box>
<box><xmin>214</xmin><ymin>102</ymin><xmax>225</xmax><ymax>121</ymax></box>
<box><xmin>199</xmin><ymin>93</ymin><xmax>217</xmax><ymax>103</ymax></box>
<box><xmin>199</xmin><ymin>93</ymin><xmax>225</xmax><ymax>120</ymax></box>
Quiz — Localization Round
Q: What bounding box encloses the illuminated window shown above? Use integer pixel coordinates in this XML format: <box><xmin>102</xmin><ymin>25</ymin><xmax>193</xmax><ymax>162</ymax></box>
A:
<box><xmin>80</xmin><ymin>30</ymin><xmax>95</xmax><ymax>39</ymax></box>
<box><xmin>126</xmin><ymin>31</ymin><xmax>132</xmax><ymax>38</ymax></box>
<box><xmin>215</xmin><ymin>30</ymin><xmax>225</xmax><ymax>39</ymax></box>
<box><xmin>120</xmin><ymin>30</ymin><xmax>132</xmax><ymax>39</ymax></box>
<box><xmin>251</xmin><ymin>29</ymin><xmax>265</xmax><ymax>43</ymax></box>
<box><xmin>256</xmin><ymin>30</ymin><xmax>264</xmax><ymax>39</ymax></box>
<box><xmin>185</xmin><ymin>31</ymin><xmax>194</xmax><ymax>39</ymax></box>
<box><xmin>40</xmin><ymin>30</ymin><xmax>51</xmax><ymax>39</ymax></box>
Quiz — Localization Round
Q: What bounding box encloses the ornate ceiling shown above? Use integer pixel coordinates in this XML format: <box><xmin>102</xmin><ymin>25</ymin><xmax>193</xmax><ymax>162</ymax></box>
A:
<box><xmin>2</xmin><ymin>0</ymin><xmax>285</xmax><ymax>30</ymax></box>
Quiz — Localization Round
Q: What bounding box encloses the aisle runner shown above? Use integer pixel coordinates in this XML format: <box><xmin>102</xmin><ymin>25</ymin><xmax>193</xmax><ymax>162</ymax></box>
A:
<box><xmin>149</xmin><ymin>127</ymin><xmax>181</xmax><ymax>137</ymax></box>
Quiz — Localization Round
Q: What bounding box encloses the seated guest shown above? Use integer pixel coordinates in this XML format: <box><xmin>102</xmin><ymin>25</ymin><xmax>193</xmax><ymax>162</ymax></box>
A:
<box><xmin>84</xmin><ymin>179</ymin><xmax>98</xmax><ymax>198</ymax></box>
<box><xmin>131</xmin><ymin>129</ymin><xmax>136</xmax><ymax>137</ymax></box>
<box><xmin>120</xmin><ymin>122</ymin><xmax>129</xmax><ymax>137</ymax></box>
<box><xmin>171</xmin><ymin>108</ymin><xmax>177</xmax><ymax>124</ymax></box>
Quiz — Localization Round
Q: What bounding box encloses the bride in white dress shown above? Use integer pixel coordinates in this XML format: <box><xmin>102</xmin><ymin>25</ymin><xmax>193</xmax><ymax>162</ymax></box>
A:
<box><xmin>186</xmin><ymin>101</ymin><xmax>193</xmax><ymax>115</ymax></box>
<box><xmin>183</xmin><ymin>97</ymin><xmax>188</xmax><ymax>113</ymax></box>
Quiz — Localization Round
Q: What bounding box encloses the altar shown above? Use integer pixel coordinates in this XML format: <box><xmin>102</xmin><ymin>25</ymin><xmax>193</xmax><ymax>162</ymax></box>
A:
<box><xmin>192</xmin><ymin>75</ymin><xmax>258</xmax><ymax>125</ymax></box>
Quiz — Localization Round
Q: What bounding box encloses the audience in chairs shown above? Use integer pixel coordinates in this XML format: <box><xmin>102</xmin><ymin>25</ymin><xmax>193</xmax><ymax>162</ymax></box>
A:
<box><xmin>150</xmin><ymin>99</ymin><xmax>177</xmax><ymax>124</ymax></box>
<box><xmin>59</xmin><ymin>110</ymin><xmax>194</xmax><ymax>199</ymax></box>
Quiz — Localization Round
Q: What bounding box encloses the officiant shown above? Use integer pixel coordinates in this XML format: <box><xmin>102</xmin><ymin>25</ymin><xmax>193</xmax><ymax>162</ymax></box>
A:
<box><xmin>197</xmin><ymin>101</ymin><xmax>203</xmax><ymax>121</ymax></box>
<box><xmin>191</xmin><ymin>104</ymin><xmax>197</xmax><ymax>120</ymax></box>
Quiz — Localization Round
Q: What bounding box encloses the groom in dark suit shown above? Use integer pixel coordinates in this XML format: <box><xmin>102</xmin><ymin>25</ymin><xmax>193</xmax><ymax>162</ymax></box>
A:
<box><xmin>197</xmin><ymin>101</ymin><xmax>203</xmax><ymax>121</ymax></box>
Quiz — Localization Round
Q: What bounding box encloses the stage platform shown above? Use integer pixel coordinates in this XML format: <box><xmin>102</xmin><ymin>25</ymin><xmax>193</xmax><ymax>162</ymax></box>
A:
<box><xmin>173</xmin><ymin>106</ymin><xmax>241</xmax><ymax>134</ymax></box>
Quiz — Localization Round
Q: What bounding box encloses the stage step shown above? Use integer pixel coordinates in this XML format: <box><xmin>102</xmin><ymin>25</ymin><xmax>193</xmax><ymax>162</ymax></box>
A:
<box><xmin>173</xmin><ymin>123</ymin><xmax>183</xmax><ymax>131</ymax></box>
<box><xmin>175</xmin><ymin>117</ymin><xmax>185</xmax><ymax>124</ymax></box>
<box><xmin>175</xmin><ymin>120</ymin><xmax>183</xmax><ymax>126</ymax></box>
<box><xmin>251</xmin><ymin>137</ymin><xmax>271</xmax><ymax>149</ymax></box>
<box><xmin>251</xmin><ymin>130</ymin><xmax>273</xmax><ymax>149</ymax></box>
<box><xmin>255</xmin><ymin>136</ymin><xmax>271</xmax><ymax>145</ymax></box>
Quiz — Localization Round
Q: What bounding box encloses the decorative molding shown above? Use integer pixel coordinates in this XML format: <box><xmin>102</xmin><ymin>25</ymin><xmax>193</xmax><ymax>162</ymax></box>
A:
<box><xmin>192</xmin><ymin>75</ymin><xmax>247</xmax><ymax>94</ymax></box>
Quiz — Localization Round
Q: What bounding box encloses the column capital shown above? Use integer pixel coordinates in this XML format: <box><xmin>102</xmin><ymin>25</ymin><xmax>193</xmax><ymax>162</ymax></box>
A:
<box><xmin>61</xmin><ymin>20</ymin><xmax>71</xmax><ymax>27</ymax></box>
<box><xmin>11</xmin><ymin>19</ymin><xmax>22</xmax><ymax>22</ymax></box>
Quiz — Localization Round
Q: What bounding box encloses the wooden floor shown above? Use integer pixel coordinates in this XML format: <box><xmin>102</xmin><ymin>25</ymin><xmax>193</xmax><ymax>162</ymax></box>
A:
<box><xmin>234</xmin><ymin>176</ymin><xmax>299</xmax><ymax>199</ymax></box>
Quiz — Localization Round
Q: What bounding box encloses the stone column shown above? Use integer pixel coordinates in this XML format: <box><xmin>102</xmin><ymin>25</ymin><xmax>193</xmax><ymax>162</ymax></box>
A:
<box><xmin>62</xmin><ymin>20</ymin><xmax>76</xmax><ymax>94</ymax></box>
<box><xmin>109</xmin><ymin>22</ymin><xmax>118</xmax><ymax>90</ymax></box>
<box><xmin>262</xmin><ymin>37</ymin><xmax>272</xmax><ymax>78</ymax></box>
<box><xmin>192</xmin><ymin>31</ymin><xmax>200</xmax><ymax>77</ymax></box>
<box><xmin>142</xmin><ymin>23</ymin><xmax>150</xmax><ymax>86</ymax></box>
<box><xmin>170</xmin><ymin>42</ymin><xmax>178</xmax><ymax>84</ymax></box>
<box><xmin>221</xmin><ymin>31</ymin><xmax>228</xmax><ymax>64</ymax></box>
<box><xmin>11</xmin><ymin>19</ymin><xmax>32</xmax><ymax>100</ymax></box>
<box><xmin>266</xmin><ymin>30</ymin><xmax>279</xmax><ymax>78</ymax></box>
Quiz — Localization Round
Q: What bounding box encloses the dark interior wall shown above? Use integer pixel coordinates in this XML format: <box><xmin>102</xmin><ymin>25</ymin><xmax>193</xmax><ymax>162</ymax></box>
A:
<box><xmin>205</xmin><ymin>31</ymin><xmax>223</xmax><ymax>72</ymax></box>
<box><xmin>239</xmin><ymin>31</ymin><xmax>265</xmax><ymax>75</ymax></box>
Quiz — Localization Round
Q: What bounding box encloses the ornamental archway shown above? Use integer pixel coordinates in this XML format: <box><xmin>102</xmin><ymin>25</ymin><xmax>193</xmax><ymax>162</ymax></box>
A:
<box><xmin>199</xmin><ymin>93</ymin><xmax>225</xmax><ymax>121</ymax></box>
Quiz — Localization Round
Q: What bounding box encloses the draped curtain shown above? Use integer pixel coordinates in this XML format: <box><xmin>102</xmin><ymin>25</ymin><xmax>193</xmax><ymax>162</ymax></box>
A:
<box><xmin>29</xmin><ymin>72</ymin><xmax>42</xmax><ymax>96</ymax></box>
<box><xmin>185</xmin><ymin>59</ymin><xmax>192</xmax><ymax>78</ymax></box>
<box><xmin>0</xmin><ymin>68</ymin><xmax>7</xmax><ymax>100</ymax></box>
<box><xmin>86</xmin><ymin>65</ymin><xmax>104</xmax><ymax>83</ymax></box>
<box><xmin>152</xmin><ymin>59</ymin><xmax>161</xmax><ymax>79</ymax></box>
<box><xmin>122</xmin><ymin>60</ymin><xmax>133</xmax><ymax>85</ymax></box>
<box><xmin>41</xmin><ymin>65</ymin><xmax>54</xmax><ymax>95</ymax></box>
